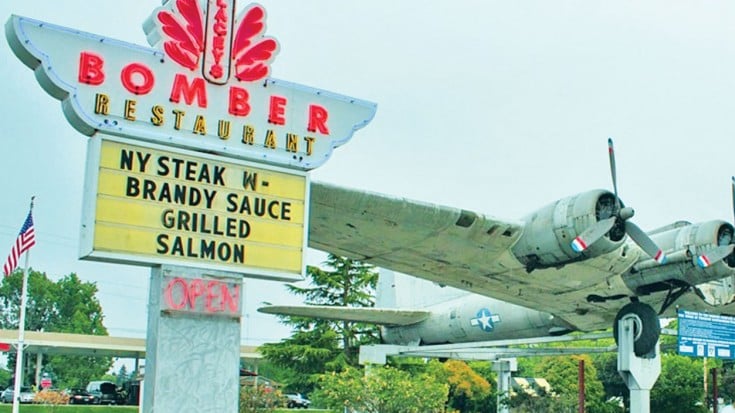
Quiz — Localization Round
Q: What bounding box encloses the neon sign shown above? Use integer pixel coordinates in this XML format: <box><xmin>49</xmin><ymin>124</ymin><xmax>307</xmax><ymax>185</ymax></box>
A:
<box><xmin>6</xmin><ymin>1</ymin><xmax>376</xmax><ymax>170</ymax></box>
<box><xmin>162</xmin><ymin>275</ymin><xmax>241</xmax><ymax>316</ymax></box>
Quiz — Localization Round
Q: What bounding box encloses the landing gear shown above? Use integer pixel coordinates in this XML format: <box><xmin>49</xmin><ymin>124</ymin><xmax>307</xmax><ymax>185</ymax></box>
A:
<box><xmin>617</xmin><ymin>312</ymin><xmax>661</xmax><ymax>413</ymax></box>
<box><xmin>612</xmin><ymin>302</ymin><xmax>660</xmax><ymax>357</ymax></box>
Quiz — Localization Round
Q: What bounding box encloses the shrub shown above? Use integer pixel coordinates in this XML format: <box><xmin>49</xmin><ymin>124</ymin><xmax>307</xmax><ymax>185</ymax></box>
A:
<box><xmin>33</xmin><ymin>389</ymin><xmax>68</xmax><ymax>405</ymax></box>
<box><xmin>240</xmin><ymin>385</ymin><xmax>283</xmax><ymax>413</ymax></box>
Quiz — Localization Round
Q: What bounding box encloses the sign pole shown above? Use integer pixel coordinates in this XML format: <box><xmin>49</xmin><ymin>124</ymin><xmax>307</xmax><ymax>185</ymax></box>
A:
<box><xmin>142</xmin><ymin>265</ymin><xmax>243</xmax><ymax>412</ymax></box>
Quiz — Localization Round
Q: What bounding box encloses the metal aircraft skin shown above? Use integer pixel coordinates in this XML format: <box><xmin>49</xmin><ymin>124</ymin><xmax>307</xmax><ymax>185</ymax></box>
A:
<box><xmin>259</xmin><ymin>141</ymin><xmax>735</xmax><ymax>354</ymax></box>
<box><xmin>261</xmin><ymin>270</ymin><xmax>571</xmax><ymax>346</ymax></box>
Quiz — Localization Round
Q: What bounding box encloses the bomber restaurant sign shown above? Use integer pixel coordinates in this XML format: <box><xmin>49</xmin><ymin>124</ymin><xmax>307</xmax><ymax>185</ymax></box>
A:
<box><xmin>7</xmin><ymin>0</ymin><xmax>377</xmax><ymax>280</ymax></box>
<box><xmin>5</xmin><ymin>1</ymin><xmax>376</xmax><ymax>170</ymax></box>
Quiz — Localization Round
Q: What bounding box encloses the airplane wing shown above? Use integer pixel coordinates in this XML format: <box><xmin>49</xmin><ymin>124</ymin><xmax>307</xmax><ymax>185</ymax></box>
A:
<box><xmin>258</xmin><ymin>305</ymin><xmax>431</xmax><ymax>326</ymax></box>
<box><xmin>309</xmin><ymin>182</ymin><xmax>525</xmax><ymax>276</ymax></box>
<box><xmin>308</xmin><ymin>182</ymin><xmax>641</xmax><ymax>332</ymax></box>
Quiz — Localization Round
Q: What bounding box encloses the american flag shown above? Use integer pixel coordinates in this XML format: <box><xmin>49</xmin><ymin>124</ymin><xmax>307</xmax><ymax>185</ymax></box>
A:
<box><xmin>3</xmin><ymin>211</ymin><xmax>36</xmax><ymax>276</ymax></box>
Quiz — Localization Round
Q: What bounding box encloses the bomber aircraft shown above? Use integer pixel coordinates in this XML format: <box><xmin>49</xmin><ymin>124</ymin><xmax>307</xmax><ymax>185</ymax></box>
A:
<box><xmin>259</xmin><ymin>140</ymin><xmax>735</xmax><ymax>357</ymax></box>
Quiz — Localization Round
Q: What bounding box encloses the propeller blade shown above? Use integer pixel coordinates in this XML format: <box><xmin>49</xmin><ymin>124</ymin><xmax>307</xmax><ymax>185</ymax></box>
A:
<box><xmin>608</xmin><ymin>138</ymin><xmax>619</xmax><ymax>201</ymax></box>
<box><xmin>625</xmin><ymin>221</ymin><xmax>666</xmax><ymax>263</ymax></box>
<box><xmin>696</xmin><ymin>244</ymin><xmax>735</xmax><ymax>268</ymax></box>
<box><xmin>731</xmin><ymin>176</ymin><xmax>735</xmax><ymax>224</ymax></box>
<box><xmin>571</xmin><ymin>217</ymin><xmax>616</xmax><ymax>252</ymax></box>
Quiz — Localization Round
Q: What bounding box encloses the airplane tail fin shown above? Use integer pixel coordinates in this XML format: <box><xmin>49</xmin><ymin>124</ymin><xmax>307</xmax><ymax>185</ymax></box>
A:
<box><xmin>375</xmin><ymin>269</ymin><xmax>397</xmax><ymax>308</ymax></box>
<box><xmin>376</xmin><ymin>269</ymin><xmax>470</xmax><ymax>309</ymax></box>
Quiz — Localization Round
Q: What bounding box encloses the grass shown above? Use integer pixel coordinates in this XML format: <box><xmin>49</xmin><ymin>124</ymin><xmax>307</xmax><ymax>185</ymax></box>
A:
<box><xmin>0</xmin><ymin>406</ymin><xmax>137</xmax><ymax>413</ymax></box>
<box><xmin>274</xmin><ymin>411</ymin><xmax>334</xmax><ymax>413</ymax></box>
<box><xmin>0</xmin><ymin>407</ymin><xmax>334</xmax><ymax>413</ymax></box>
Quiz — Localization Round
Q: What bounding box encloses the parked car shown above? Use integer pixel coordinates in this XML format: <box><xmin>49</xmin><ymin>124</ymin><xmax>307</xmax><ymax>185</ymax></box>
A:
<box><xmin>285</xmin><ymin>393</ymin><xmax>311</xmax><ymax>409</ymax></box>
<box><xmin>66</xmin><ymin>388</ymin><xmax>95</xmax><ymax>404</ymax></box>
<box><xmin>0</xmin><ymin>386</ymin><xmax>35</xmax><ymax>403</ymax></box>
<box><xmin>86</xmin><ymin>381</ymin><xmax>122</xmax><ymax>405</ymax></box>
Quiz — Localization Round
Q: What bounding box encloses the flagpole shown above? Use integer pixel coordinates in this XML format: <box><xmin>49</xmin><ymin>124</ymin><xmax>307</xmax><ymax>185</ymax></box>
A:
<box><xmin>12</xmin><ymin>197</ymin><xmax>33</xmax><ymax>413</ymax></box>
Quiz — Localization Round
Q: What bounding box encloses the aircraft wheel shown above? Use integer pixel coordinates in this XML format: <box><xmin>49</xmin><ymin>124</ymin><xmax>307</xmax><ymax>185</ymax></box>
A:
<box><xmin>612</xmin><ymin>301</ymin><xmax>660</xmax><ymax>357</ymax></box>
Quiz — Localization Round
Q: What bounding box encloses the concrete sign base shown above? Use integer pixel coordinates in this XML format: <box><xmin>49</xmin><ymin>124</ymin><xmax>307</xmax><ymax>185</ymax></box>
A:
<box><xmin>142</xmin><ymin>265</ymin><xmax>242</xmax><ymax>413</ymax></box>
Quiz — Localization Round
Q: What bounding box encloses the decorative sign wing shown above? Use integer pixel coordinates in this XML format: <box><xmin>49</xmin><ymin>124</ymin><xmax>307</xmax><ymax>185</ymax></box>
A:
<box><xmin>231</xmin><ymin>5</ymin><xmax>279</xmax><ymax>82</ymax></box>
<box><xmin>155</xmin><ymin>0</ymin><xmax>205</xmax><ymax>71</ymax></box>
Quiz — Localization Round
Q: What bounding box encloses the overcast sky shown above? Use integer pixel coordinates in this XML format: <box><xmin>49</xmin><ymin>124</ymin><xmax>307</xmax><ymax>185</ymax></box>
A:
<box><xmin>2</xmin><ymin>0</ymin><xmax>735</xmax><ymax>363</ymax></box>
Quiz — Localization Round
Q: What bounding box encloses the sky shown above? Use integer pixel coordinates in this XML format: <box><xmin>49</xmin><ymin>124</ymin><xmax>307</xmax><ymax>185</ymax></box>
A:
<box><xmin>1</xmin><ymin>0</ymin><xmax>735</xmax><ymax>369</ymax></box>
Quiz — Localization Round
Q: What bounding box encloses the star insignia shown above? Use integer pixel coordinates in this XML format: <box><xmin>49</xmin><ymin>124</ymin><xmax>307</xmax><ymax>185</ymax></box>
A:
<box><xmin>470</xmin><ymin>308</ymin><xmax>501</xmax><ymax>332</ymax></box>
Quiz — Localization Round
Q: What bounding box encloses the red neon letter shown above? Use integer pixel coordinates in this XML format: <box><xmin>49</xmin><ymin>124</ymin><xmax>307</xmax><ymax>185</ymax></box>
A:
<box><xmin>121</xmin><ymin>63</ymin><xmax>155</xmax><ymax>95</ymax></box>
<box><xmin>228</xmin><ymin>86</ymin><xmax>250</xmax><ymax>116</ymax></box>
<box><xmin>205</xmin><ymin>281</ymin><xmax>222</xmax><ymax>312</ymax></box>
<box><xmin>164</xmin><ymin>278</ymin><xmax>188</xmax><ymax>310</ymax></box>
<box><xmin>78</xmin><ymin>52</ymin><xmax>105</xmax><ymax>86</ymax></box>
<box><xmin>268</xmin><ymin>95</ymin><xmax>287</xmax><ymax>125</ymax></box>
<box><xmin>221</xmin><ymin>284</ymin><xmax>240</xmax><ymax>314</ymax></box>
<box><xmin>170</xmin><ymin>73</ymin><xmax>208</xmax><ymax>108</ymax></box>
<box><xmin>308</xmin><ymin>104</ymin><xmax>330</xmax><ymax>135</ymax></box>
<box><xmin>187</xmin><ymin>279</ymin><xmax>205</xmax><ymax>309</ymax></box>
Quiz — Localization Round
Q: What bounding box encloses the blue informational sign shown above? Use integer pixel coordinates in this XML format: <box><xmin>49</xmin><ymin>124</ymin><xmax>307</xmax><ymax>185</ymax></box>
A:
<box><xmin>678</xmin><ymin>310</ymin><xmax>735</xmax><ymax>359</ymax></box>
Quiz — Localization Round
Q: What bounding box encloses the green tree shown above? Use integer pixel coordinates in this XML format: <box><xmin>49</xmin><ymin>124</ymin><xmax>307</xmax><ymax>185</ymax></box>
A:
<box><xmin>529</xmin><ymin>354</ymin><xmax>617</xmax><ymax>413</ymax></box>
<box><xmin>313</xmin><ymin>365</ymin><xmax>448</xmax><ymax>413</ymax></box>
<box><xmin>260</xmin><ymin>255</ymin><xmax>380</xmax><ymax>394</ymax></box>
<box><xmin>0</xmin><ymin>269</ymin><xmax>56</xmax><ymax>332</ymax></box>
<box><xmin>651</xmin><ymin>354</ymin><xmax>707</xmax><ymax>413</ymax></box>
<box><xmin>285</xmin><ymin>255</ymin><xmax>379</xmax><ymax>364</ymax></box>
<box><xmin>116</xmin><ymin>365</ymin><xmax>129</xmax><ymax>386</ymax></box>
<box><xmin>241</xmin><ymin>360</ymin><xmax>288</xmax><ymax>386</ymax></box>
<box><xmin>593</xmin><ymin>352</ymin><xmax>627</xmax><ymax>402</ymax></box>
<box><xmin>721</xmin><ymin>363</ymin><xmax>735</xmax><ymax>404</ymax></box>
<box><xmin>262</xmin><ymin>327</ymin><xmax>342</xmax><ymax>393</ymax></box>
<box><xmin>0</xmin><ymin>368</ymin><xmax>11</xmax><ymax>389</ymax></box>
<box><xmin>0</xmin><ymin>269</ymin><xmax>111</xmax><ymax>388</ymax></box>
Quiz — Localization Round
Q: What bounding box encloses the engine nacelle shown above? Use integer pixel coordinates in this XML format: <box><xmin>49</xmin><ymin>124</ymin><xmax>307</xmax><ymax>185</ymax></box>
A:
<box><xmin>654</xmin><ymin>220</ymin><xmax>733</xmax><ymax>261</ymax></box>
<box><xmin>511</xmin><ymin>190</ymin><xmax>625</xmax><ymax>269</ymax></box>
<box><xmin>626</xmin><ymin>220</ymin><xmax>735</xmax><ymax>293</ymax></box>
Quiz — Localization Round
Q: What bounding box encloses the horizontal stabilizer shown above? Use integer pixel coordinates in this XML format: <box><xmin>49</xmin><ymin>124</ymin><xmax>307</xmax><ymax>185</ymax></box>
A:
<box><xmin>257</xmin><ymin>305</ymin><xmax>431</xmax><ymax>326</ymax></box>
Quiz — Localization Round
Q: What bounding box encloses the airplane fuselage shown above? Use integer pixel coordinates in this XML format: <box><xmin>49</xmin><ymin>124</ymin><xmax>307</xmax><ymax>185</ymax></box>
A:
<box><xmin>381</xmin><ymin>293</ymin><xmax>569</xmax><ymax>346</ymax></box>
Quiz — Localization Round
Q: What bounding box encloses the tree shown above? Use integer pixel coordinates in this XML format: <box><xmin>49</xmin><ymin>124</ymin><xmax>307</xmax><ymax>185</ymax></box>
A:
<box><xmin>593</xmin><ymin>352</ymin><xmax>627</xmax><ymax>403</ymax></box>
<box><xmin>313</xmin><ymin>365</ymin><xmax>448</xmax><ymax>413</ymax></box>
<box><xmin>528</xmin><ymin>355</ymin><xmax>617</xmax><ymax>413</ymax></box>
<box><xmin>260</xmin><ymin>255</ymin><xmax>380</xmax><ymax>393</ymax></box>
<box><xmin>116</xmin><ymin>365</ymin><xmax>129</xmax><ymax>386</ymax></box>
<box><xmin>721</xmin><ymin>363</ymin><xmax>735</xmax><ymax>404</ymax></box>
<box><xmin>261</xmin><ymin>327</ymin><xmax>342</xmax><ymax>392</ymax></box>
<box><xmin>426</xmin><ymin>359</ymin><xmax>493</xmax><ymax>413</ymax></box>
<box><xmin>285</xmin><ymin>255</ymin><xmax>379</xmax><ymax>364</ymax></box>
<box><xmin>651</xmin><ymin>354</ymin><xmax>707</xmax><ymax>413</ymax></box>
<box><xmin>0</xmin><ymin>269</ymin><xmax>56</xmax><ymax>332</ymax></box>
<box><xmin>0</xmin><ymin>269</ymin><xmax>111</xmax><ymax>388</ymax></box>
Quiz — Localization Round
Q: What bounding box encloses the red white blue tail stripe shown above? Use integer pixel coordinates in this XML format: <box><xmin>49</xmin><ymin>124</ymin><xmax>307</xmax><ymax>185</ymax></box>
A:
<box><xmin>571</xmin><ymin>237</ymin><xmax>587</xmax><ymax>253</ymax></box>
<box><xmin>697</xmin><ymin>254</ymin><xmax>711</xmax><ymax>268</ymax></box>
<box><xmin>654</xmin><ymin>249</ymin><xmax>666</xmax><ymax>264</ymax></box>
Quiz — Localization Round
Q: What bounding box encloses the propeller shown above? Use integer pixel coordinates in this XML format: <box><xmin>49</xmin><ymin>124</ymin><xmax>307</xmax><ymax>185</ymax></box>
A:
<box><xmin>695</xmin><ymin>176</ymin><xmax>735</xmax><ymax>268</ymax></box>
<box><xmin>571</xmin><ymin>138</ymin><xmax>666</xmax><ymax>264</ymax></box>
<box><xmin>697</xmin><ymin>245</ymin><xmax>735</xmax><ymax>269</ymax></box>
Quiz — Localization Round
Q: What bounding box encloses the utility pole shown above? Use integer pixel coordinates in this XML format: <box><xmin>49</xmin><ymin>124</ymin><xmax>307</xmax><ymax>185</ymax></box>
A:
<box><xmin>578</xmin><ymin>358</ymin><xmax>585</xmax><ymax>413</ymax></box>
